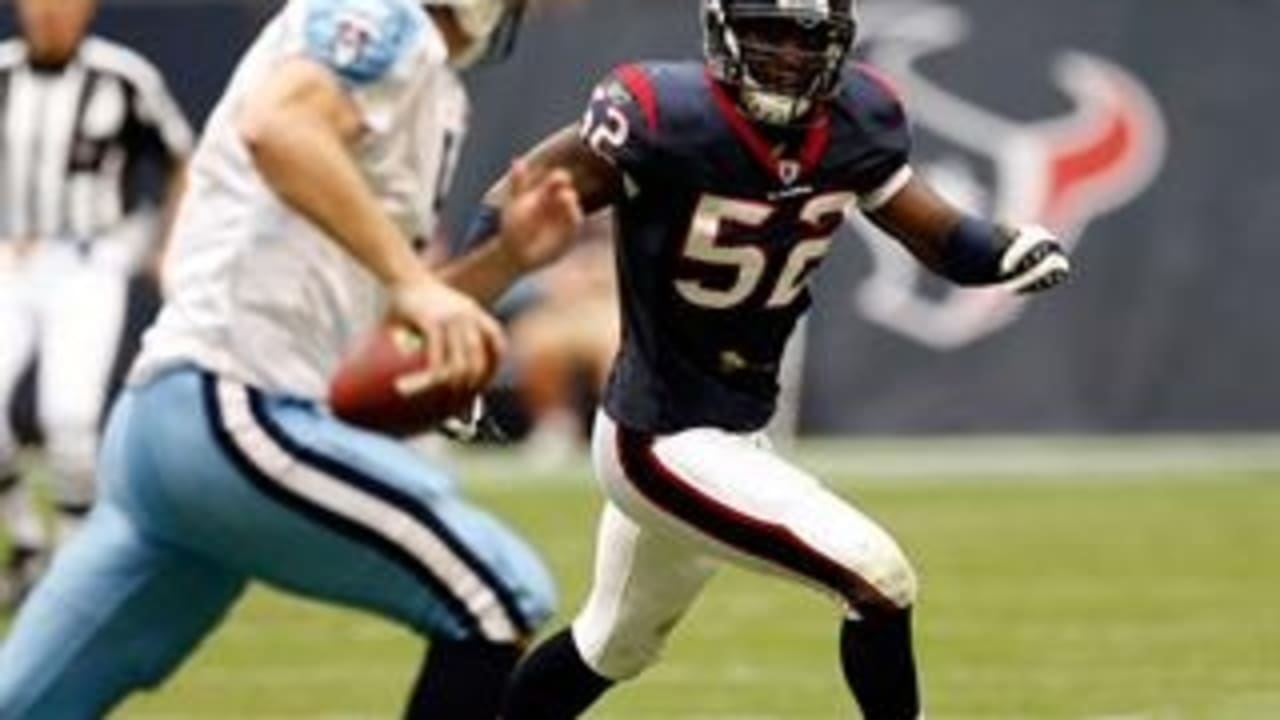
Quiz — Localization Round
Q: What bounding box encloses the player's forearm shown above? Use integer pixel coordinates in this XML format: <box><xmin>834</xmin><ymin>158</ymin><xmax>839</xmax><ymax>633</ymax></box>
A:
<box><xmin>243</xmin><ymin>116</ymin><xmax>423</xmax><ymax>286</ymax></box>
<box><xmin>439</xmin><ymin>205</ymin><xmax>526</xmax><ymax>305</ymax></box>
<box><xmin>159</xmin><ymin>159</ymin><xmax>188</xmax><ymax>234</ymax></box>
<box><xmin>444</xmin><ymin>145</ymin><xmax>589</xmax><ymax>306</ymax></box>
<box><xmin>438</xmin><ymin>239</ymin><xmax>524</xmax><ymax>306</ymax></box>
<box><xmin>238</xmin><ymin>59</ymin><xmax>425</xmax><ymax>288</ymax></box>
<box><xmin>871</xmin><ymin>173</ymin><xmax>1069</xmax><ymax>292</ymax></box>
<box><xmin>153</xmin><ymin>160</ymin><xmax>189</xmax><ymax>279</ymax></box>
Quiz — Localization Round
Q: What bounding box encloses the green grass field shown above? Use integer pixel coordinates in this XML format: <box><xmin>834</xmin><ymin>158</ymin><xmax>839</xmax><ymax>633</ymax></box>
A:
<box><xmin>8</xmin><ymin>440</ymin><xmax>1280</xmax><ymax>718</ymax></box>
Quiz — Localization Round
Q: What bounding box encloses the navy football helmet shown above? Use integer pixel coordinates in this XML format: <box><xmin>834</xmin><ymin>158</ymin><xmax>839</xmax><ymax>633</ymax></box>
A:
<box><xmin>704</xmin><ymin>0</ymin><xmax>858</xmax><ymax>125</ymax></box>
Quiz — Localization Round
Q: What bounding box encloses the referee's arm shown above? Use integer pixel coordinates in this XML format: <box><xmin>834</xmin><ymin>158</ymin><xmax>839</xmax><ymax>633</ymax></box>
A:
<box><xmin>124</xmin><ymin>57</ymin><xmax>193</xmax><ymax>285</ymax></box>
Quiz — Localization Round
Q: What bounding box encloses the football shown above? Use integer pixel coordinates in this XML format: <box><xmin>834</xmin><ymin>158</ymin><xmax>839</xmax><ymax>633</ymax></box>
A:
<box><xmin>328</xmin><ymin>324</ymin><xmax>488</xmax><ymax>437</ymax></box>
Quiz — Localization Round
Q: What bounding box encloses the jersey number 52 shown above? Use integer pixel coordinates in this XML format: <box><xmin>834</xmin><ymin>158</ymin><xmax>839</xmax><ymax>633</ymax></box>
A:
<box><xmin>676</xmin><ymin>193</ymin><xmax>855</xmax><ymax>310</ymax></box>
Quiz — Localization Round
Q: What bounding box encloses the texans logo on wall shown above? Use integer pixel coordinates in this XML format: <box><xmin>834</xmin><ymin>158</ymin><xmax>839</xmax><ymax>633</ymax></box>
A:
<box><xmin>849</xmin><ymin>0</ymin><xmax>1168</xmax><ymax>349</ymax></box>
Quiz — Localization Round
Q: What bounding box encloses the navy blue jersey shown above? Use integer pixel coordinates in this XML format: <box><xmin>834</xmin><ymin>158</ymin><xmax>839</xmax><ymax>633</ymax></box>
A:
<box><xmin>581</xmin><ymin>61</ymin><xmax>912</xmax><ymax>433</ymax></box>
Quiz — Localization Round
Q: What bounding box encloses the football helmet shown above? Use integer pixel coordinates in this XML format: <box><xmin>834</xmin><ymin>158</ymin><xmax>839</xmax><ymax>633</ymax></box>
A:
<box><xmin>422</xmin><ymin>0</ymin><xmax>525</xmax><ymax>67</ymax></box>
<box><xmin>703</xmin><ymin>0</ymin><xmax>858</xmax><ymax>125</ymax></box>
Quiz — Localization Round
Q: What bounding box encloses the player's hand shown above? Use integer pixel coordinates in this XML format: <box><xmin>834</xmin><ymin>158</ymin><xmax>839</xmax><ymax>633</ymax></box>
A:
<box><xmin>0</xmin><ymin>238</ymin><xmax>34</xmax><ymax>272</ymax></box>
<box><xmin>497</xmin><ymin>158</ymin><xmax>584</xmax><ymax>272</ymax></box>
<box><xmin>388</xmin><ymin>273</ymin><xmax>507</xmax><ymax>390</ymax></box>
<box><xmin>998</xmin><ymin>224</ymin><xmax>1070</xmax><ymax>294</ymax></box>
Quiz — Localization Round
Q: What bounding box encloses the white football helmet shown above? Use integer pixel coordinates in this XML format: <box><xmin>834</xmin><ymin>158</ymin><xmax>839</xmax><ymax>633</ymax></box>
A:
<box><xmin>422</xmin><ymin>0</ymin><xmax>525</xmax><ymax>66</ymax></box>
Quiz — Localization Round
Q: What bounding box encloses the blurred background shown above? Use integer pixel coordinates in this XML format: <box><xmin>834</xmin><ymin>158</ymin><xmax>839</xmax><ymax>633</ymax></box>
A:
<box><xmin>6</xmin><ymin>0</ymin><xmax>1280</xmax><ymax>441</ymax></box>
<box><xmin>1</xmin><ymin>0</ymin><xmax>1278</xmax><ymax>717</ymax></box>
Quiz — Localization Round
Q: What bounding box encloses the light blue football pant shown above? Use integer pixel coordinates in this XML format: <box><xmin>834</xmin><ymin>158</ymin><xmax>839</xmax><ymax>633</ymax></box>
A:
<box><xmin>0</xmin><ymin>366</ymin><xmax>555</xmax><ymax>719</ymax></box>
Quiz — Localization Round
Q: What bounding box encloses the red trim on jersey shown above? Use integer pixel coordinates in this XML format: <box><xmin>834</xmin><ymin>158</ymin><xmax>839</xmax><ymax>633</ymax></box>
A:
<box><xmin>798</xmin><ymin>112</ymin><xmax>832</xmax><ymax>175</ymax></box>
<box><xmin>853</xmin><ymin>62</ymin><xmax>906</xmax><ymax>105</ymax></box>
<box><xmin>614</xmin><ymin>424</ymin><xmax>900</xmax><ymax>616</ymax></box>
<box><xmin>616</xmin><ymin>64</ymin><xmax>659</xmax><ymax>133</ymax></box>
<box><xmin>707</xmin><ymin>72</ymin><xmax>779</xmax><ymax>173</ymax></box>
<box><xmin>706</xmin><ymin>70</ymin><xmax>831</xmax><ymax>181</ymax></box>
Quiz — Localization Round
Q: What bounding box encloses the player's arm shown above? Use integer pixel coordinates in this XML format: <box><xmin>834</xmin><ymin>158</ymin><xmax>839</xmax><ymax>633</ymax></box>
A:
<box><xmin>864</xmin><ymin>173</ymin><xmax>1069</xmax><ymax>294</ymax></box>
<box><xmin>845</xmin><ymin>66</ymin><xmax>1068</xmax><ymax>293</ymax></box>
<box><xmin>237</xmin><ymin>57</ymin><xmax>424</xmax><ymax>289</ymax></box>
<box><xmin>151</xmin><ymin>163</ymin><xmax>188</xmax><ymax>295</ymax></box>
<box><xmin>441</xmin><ymin>125</ymin><xmax>621</xmax><ymax>305</ymax></box>
<box><xmin>236</xmin><ymin>57</ymin><xmax>500</xmax><ymax>387</ymax></box>
<box><xmin>123</xmin><ymin>56</ymin><xmax>193</xmax><ymax>288</ymax></box>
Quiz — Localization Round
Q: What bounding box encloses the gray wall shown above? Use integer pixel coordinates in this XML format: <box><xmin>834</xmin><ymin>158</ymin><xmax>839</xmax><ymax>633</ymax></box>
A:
<box><xmin>3</xmin><ymin>0</ymin><xmax>1276</xmax><ymax>433</ymax></box>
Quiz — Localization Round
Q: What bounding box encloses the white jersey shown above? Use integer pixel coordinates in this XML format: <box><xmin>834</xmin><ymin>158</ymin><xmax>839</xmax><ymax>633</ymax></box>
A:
<box><xmin>132</xmin><ymin>0</ymin><xmax>467</xmax><ymax>398</ymax></box>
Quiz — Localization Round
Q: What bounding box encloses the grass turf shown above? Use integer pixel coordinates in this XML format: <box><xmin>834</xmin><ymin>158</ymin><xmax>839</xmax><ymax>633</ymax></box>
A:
<box><xmin>6</xmin><ymin>454</ymin><xmax>1278</xmax><ymax>718</ymax></box>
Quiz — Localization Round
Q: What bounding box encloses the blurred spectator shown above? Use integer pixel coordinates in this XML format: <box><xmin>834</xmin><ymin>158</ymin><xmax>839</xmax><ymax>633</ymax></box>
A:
<box><xmin>508</xmin><ymin>212</ymin><xmax>618</xmax><ymax>466</ymax></box>
<box><xmin>0</xmin><ymin>0</ymin><xmax>191</xmax><ymax>607</ymax></box>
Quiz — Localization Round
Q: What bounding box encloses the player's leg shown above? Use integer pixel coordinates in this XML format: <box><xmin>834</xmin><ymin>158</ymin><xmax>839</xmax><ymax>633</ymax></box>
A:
<box><xmin>502</xmin><ymin>501</ymin><xmax>718</xmax><ymax>719</ymax></box>
<box><xmin>0</xmin><ymin>390</ymin><xmax>246</xmax><ymax>718</ymax></box>
<box><xmin>34</xmin><ymin>248</ymin><xmax>130</xmax><ymax>540</ymax></box>
<box><xmin>597</xmin><ymin>412</ymin><xmax>921</xmax><ymax>719</ymax></box>
<box><xmin>172</xmin><ymin>372</ymin><xmax>556</xmax><ymax>718</ymax></box>
<box><xmin>0</xmin><ymin>256</ymin><xmax>47</xmax><ymax>607</ymax></box>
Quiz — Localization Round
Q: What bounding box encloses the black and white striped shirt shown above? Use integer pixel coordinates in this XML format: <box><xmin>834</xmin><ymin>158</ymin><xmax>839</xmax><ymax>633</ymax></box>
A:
<box><xmin>0</xmin><ymin>35</ymin><xmax>192</xmax><ymax>242</ymax></box>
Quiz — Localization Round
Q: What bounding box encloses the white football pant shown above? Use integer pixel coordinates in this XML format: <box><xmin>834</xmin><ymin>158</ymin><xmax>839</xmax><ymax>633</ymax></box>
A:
<box><xmin>0</xmin><ymin>229</ymin><xmax>143</xmax><ymax>539</ymax></box>
<box><xmin>573</xmin><ymin>410</ymin><xmax>918</xmax><ymax>680</ymax></box>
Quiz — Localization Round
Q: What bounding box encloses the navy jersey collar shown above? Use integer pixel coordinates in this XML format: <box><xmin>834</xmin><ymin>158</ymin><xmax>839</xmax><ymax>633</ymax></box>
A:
<box><xmin>705</xmin><ymin>70</ymin><xmax>830</xmax><ymax>184</ymax></box>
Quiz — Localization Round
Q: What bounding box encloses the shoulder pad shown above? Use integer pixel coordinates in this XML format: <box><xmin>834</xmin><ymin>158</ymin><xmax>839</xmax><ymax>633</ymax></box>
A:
<box><xmin>301</xmin><ymin>0</ymin><xmax>427</xmax><ymax>85</ymax></box>
<box><xmin>838</xmin><ymin>63</ymin><xmax>909</xmax><ymax>127</ymax></box>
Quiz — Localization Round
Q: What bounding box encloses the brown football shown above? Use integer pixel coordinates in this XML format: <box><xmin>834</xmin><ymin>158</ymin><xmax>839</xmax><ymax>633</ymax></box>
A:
<box><xmin>328</xmin><ymin>324</ymin><xmax>486</xmax><ymax>437</ymax></box>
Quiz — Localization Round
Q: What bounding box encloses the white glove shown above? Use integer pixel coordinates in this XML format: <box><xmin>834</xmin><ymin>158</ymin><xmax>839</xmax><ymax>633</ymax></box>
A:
<box><xmin>998</xmin><ymin>224</ymin><xmax>1071</xmax><ymax>294</ymax></box>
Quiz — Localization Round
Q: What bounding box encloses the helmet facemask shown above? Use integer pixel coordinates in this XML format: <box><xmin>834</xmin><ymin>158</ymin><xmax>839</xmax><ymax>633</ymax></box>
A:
<box><xmin>422</xmin><ymin>0</ymin><xmax>525</xmax><ymax>68</ymax></box>
<box><xmin>705</xmin><ymin>0</ymin><xmax>857</xmax><ymax>125</ymax></box>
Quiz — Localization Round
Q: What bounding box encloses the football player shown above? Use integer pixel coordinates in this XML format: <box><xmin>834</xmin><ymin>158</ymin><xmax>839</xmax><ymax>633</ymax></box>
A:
<box><xmin>0</xmin><ymin>0</ymin><xmax>193</xmax><ymax>608</ymax></box>
<box><xmin>447</xmin><ymin>0</ymin><xmax>1069</xmax><ymax>716</ymax></box>
<box><xmin>0</xmin><ymin>0</ymin><xmax>582</xmax><ymax>717</ymax></box>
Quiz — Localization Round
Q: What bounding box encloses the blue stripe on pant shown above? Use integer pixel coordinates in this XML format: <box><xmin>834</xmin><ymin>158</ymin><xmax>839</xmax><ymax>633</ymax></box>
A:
<box><xmin>0</xmin><ymin>366</ymin><xmax>555</xmax><ymax>718</ymax></box>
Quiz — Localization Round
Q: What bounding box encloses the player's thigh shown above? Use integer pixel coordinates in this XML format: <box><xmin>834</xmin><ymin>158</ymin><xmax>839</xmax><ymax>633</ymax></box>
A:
<box><xmin>0</xmin><ymin>502</ymin><xmax>244</xmax><ymax>719</ymax></box>
<box><xmin>592</xmin><ymin>411</ymin><xmax>916</xmax><ymax>615</ymax></box>
<box><xmin>572</xmin><ymin>501</ymin><xmax>718</xmax><ymax>679</ymax></box>
<box><xmin>171</xmin><ymin>372</ymin><xmax>555</xmax><ymax>644</ymax></box>
<box><xmin>35</xmin><ymin>257</ymin><xmax>129</xmax><ymax>429</ymax></box>
<box><xmin>0</xmin><ymin>264</ymin><xmax>37</xmax><ymax>417</ymax></box>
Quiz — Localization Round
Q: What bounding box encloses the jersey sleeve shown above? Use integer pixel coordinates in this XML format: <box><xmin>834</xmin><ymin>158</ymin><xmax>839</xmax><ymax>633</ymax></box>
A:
<box><xmin>578</xmin><ymin>65</ymin><xmax>666</xmax><ymax>184</ymax></box>
<box><xmin>845</xmin><ymin>65</ymin><xmax>914</xmax><ymax>211</ymax></box>
<box><xmin>125</xmin><ymin>61</ymin><xmax>194</xmax><ymax>165</ymax></box>
<box><xmin>286</xmin><ymin>0</ymin><xmax>435</xmax><ymax>134</ymax></box>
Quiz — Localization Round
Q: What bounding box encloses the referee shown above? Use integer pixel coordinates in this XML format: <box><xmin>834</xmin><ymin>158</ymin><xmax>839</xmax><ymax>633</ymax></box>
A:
<box><xmin>0</xmin><ymin>0</ymin><xmax>191</xmax><ymax>607</ymax></box>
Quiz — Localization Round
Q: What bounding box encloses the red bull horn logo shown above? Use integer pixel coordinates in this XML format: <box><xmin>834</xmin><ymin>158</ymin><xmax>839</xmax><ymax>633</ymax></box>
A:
<box><xmin>850</xmin><ymin>0</ymin><xmax>1167</xmax><ymax>348</ymax></box>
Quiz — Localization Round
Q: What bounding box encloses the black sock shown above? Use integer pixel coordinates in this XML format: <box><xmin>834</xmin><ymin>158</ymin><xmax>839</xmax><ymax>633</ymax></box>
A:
<box><xmin>501</xmin><ymin>628</ymin><xmax>614</xmax><ymax>719</ymax></box>
<box><xmin>840</xmin><ymin>609</ymin><xmax>921</xmax><ymax>720</ymax></box>
<box><xmin>404</xmin><ymin>639</ymin><xmax>522</xmax><ymax>720</ymax></box>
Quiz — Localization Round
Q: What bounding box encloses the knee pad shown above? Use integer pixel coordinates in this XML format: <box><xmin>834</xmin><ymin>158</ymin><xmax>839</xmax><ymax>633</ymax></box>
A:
<box><xmin>854</xmin><ymin>540</ymin><xmax>919</xmax><ymax>616</ymax></box>
<box><xmin>571</xmin><ymin>593</ymin><xmax>681</xmax><ymax>681</ymax></box>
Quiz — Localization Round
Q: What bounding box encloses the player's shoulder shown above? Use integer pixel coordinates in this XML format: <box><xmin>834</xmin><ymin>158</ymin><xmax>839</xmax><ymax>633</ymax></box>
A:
<box><xmin>295</xmin><ymin>0</ymin><xmax>430</xmax><ymax>28</ymax></box>
<box><xmin>595</xmin><ymin>60</ymin><xmax>710</xmax><ymax>133</ymax></box>
<box><xmin>832</xmin><ymin>62</ymin><xmax>910</xmax><ymax>129</ymax></box>
<box><xmin>292</xmin><ymin>0</ymin><xmax>439</xmax><ymax>84</ymax></box>
<box><xmin>80</xmin><ymin>36</ymin><xmax>167</xmax><ymax>88</ymax></box>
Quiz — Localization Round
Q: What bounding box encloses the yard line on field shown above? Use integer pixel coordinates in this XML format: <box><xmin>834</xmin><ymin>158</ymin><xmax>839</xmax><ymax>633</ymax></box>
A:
<box><xmin>127</xmin><ymin>715</ymin><xmax>379</xmax><ymax>720</ymax></box>
<box><xmin>454</xmin><ymin>434</ymin><xmax>1280</xmax><ymax>487</ymax></box>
